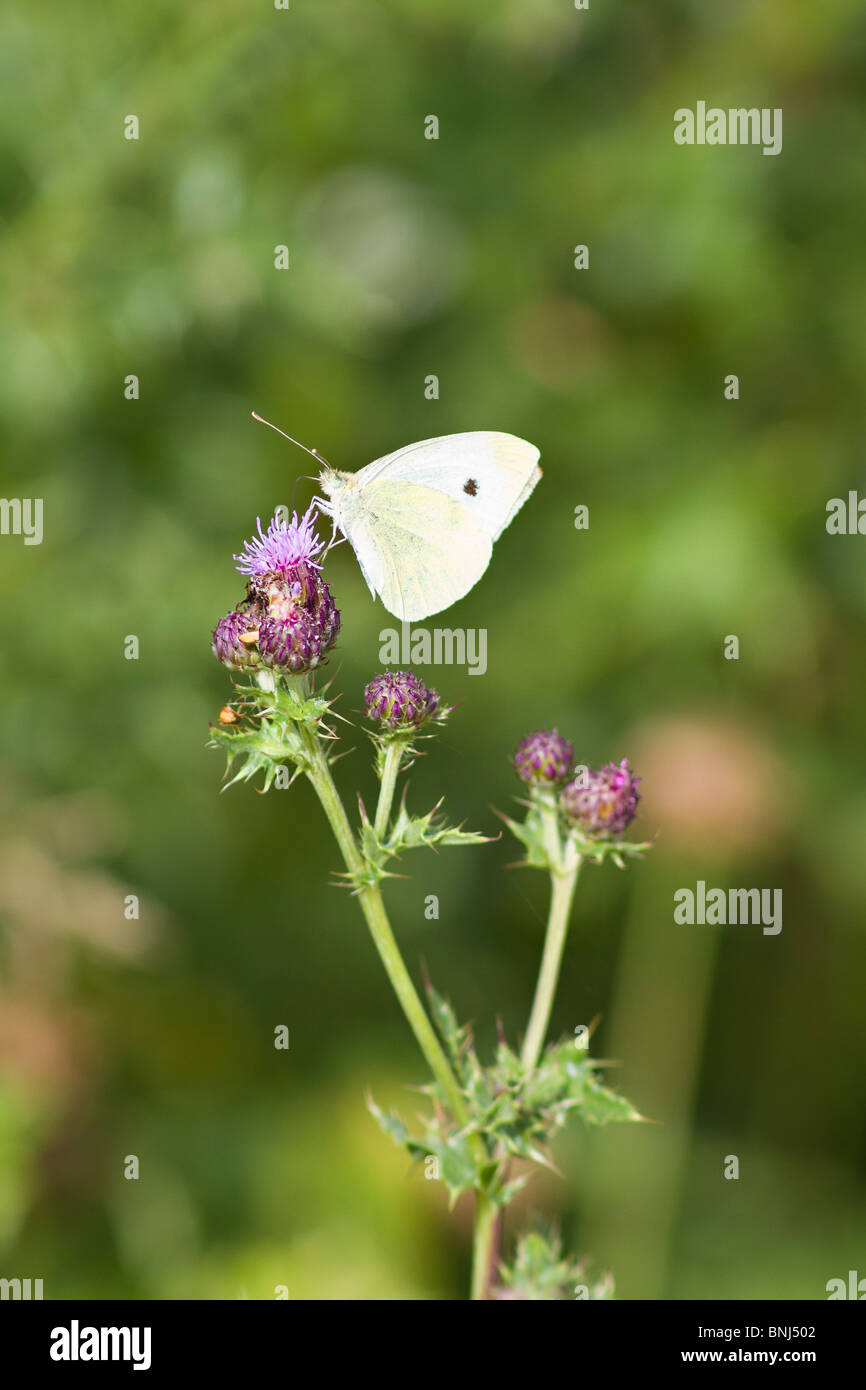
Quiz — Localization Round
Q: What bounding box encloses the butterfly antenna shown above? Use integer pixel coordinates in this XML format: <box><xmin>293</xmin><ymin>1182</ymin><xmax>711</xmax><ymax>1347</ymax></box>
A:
<box><xmin>251</xmin><ymin>412</ymin><xmax>331</xmax><ymax>469</ymax></box>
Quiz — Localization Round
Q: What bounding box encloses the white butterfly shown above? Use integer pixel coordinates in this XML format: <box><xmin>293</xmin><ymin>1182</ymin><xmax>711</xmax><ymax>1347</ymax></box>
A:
<box><xmin>313</xmin><ymin>431</ymin><xmax>542</xmax><ymax>621</ymax></box>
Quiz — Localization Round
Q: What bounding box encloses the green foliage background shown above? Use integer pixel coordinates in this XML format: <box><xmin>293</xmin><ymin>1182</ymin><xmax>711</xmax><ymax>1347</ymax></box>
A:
<box><xmin>1</xmin><ymin>0</ymin><xmax>864</xmax><ymax>1298</ymax></box>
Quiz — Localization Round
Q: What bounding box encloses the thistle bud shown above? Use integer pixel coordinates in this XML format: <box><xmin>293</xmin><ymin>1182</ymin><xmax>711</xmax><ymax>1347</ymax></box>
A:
<box><xmin>514</xmin><ymin>730</ymin><xmax>574</xmax><ymax>786</ymax></box>
<box><xmin>560</xmin><ymin>759</ymin><xmax>640</xmax><ymax>838</ymax></box>
<box><xmin>258</xmin><ymin>570</ymin><xmax>341</xmax><ymax>672</ymax></box>
<box><xmin>212</xmin><ymin>608</ymin><xmax>261</xmax><ymax>671</ymax></box>
<box><xmin>257</xmin><ymin>599</ymin><xmax>339</xmax><ymax>675</ymax></box>
<box><xmin>364</xmin><ymin>671</ymin><xmax>439</xmax><ymax>729</ymax></box>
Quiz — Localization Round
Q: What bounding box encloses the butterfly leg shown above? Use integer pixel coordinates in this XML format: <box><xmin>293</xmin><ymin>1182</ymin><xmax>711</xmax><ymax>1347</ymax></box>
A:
<box><xmin>308</xmin><ymin>494</ymin><xmax>351</xmax><ymax>564</ymax></box>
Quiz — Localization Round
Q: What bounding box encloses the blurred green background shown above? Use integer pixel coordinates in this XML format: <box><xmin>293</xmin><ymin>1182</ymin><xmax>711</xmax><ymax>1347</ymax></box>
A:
<box><xmin>1</xmin><ymin>0</ymin><xmax>865</xmax><ymax>1299</ymax></box>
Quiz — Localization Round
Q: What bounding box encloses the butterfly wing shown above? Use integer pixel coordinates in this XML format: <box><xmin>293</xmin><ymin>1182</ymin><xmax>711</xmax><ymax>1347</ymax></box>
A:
<box><xmin>355</xmin><ymin>432</ymin><xmax>541</xmax><ymax>541</ymax></box>
<box><xmin>338</xmin><ymin>479</ymin><xmax>493</xmax><ymax>621</ymax></box>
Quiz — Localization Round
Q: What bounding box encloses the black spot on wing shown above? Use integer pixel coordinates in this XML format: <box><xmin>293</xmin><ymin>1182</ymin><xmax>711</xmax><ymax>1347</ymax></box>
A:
<box><xmin>463</xmin><ymin>478</ymin><xmax>479</xmax><ymax>496</ymax></box>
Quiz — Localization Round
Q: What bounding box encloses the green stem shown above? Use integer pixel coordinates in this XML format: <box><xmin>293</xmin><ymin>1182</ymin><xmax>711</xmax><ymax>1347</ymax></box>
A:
<box><xmin>301</xmin><ymin>727</ymin><xmax>465</xmax><ymax>1117</ymax></box>
<box><xmin>471</xmin><ymin>1193</ymin><xmax>500</xmax><ymax>1301</ymax></box>
<box><xmin>374</xmin><ymin>739</ymin><xmax>405</xmax><ymax>840</ymax></box>
<box><xmin>301</xmin><ymin>722</ymin><xmax>498</xmax><ymax>1298</ymax></box>
<box><xmin>522</xmin><ymin>806</ymin><xmax>583</xmax><ymax>1073</ymax></box>
<box><xmin>468</xmin><ymin>812</ymin><xmax>582</xmax><ymax>1297</ymax></box>
<box><xmin>470</xmin><ymin>803</ymin><xmax>584</xmax><ymax>1297</ymax></box>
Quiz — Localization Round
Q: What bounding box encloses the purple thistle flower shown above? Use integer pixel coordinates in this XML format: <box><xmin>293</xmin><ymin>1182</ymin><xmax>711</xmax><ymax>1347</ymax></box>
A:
<box><xmin>560</xmin><ymin>759</ymin><xmax>640</xmax><ymax>839</ymax></box>
<box><xmin>364</xmin><ymin>672</ymin><xmax>439</xmax><ymax>730</ymax></box>
<box><xmin>214</xmin><ymin>507</ymin><xmax>340</xmax><ymax>677</ymax></box>
<box><xmin>234</xmin><ymin>508</ymin><xmax>324</xmax><ymax>581</ymax></box>
<box><xmin>514</xmin><ymin>730</ymin><xmax>574</xmax><ymax>786</ymax></box>
<box><xmin>264</xmin><ymin>568</ymin><xmax>320</xmax><ymax>615</ymax></box>
<box><xmin>212</xmin><ymin>608</ymin><xmax>261</xmax><ymax>671</ymax></box>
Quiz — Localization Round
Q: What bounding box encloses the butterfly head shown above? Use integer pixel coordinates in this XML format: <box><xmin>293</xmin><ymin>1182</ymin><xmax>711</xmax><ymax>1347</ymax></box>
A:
<box><xmin>317</xmin><ymin>468</ymin><xmax>355</xmax><ymax>520</ymax></box>
<box><xmin>317</xmin><ymin>467</ymin><xmax>340</xmax><ymax>497</ymax></box>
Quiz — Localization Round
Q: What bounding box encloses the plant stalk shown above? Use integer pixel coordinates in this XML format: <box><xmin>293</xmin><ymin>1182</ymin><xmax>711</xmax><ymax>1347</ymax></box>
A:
<box><xmin>521</xmin><ymin>830</ymin><xmax>582</xmax><ymax>1072</ymax></box>
<box><xmin>301</xmin><ymin>727</ymin><xmax>465</xmax><ymax>1117</ymax></box>
<box><xmin>374</xmin><ymin>738</ymin><xmax>405</xmax><ymax>840</ymax></box>
<box><xmin>472</xmin><ymin>803</ymin><xmax>583</xmax><ymax>1296</ymax></box>
<box><xmin>301</xmin><ymin>723</ymin><xmax>499</xmax><ymax>1298</ymax></box>
<box><xmin>470</xmin><ymin>1193</ymin><xmax>501</xmax><ymax>1300</ymax></box>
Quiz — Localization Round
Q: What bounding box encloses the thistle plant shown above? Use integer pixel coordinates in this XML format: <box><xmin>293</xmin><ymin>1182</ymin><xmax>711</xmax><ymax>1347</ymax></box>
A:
<box><xmin>209</xmin><ymin>507</ymin><xmax>652</xmax><ymax>1300</ymax></box>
